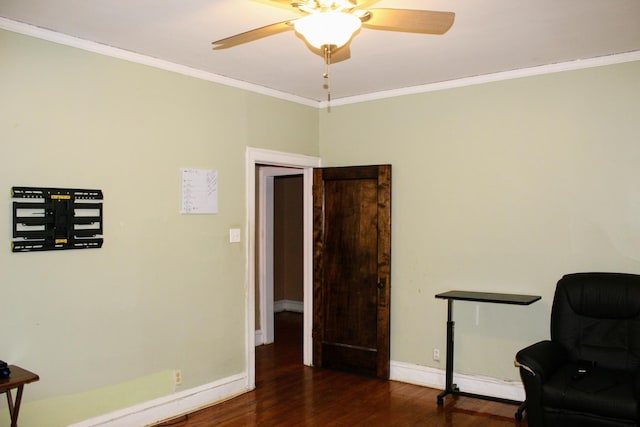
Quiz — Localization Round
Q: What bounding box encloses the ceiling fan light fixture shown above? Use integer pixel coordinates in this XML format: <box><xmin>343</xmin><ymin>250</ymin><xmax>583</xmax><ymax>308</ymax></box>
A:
<box><xmin>294</xmin><ymin>12</ymin><xmax>362</xmax><ymax>49</ymax></box>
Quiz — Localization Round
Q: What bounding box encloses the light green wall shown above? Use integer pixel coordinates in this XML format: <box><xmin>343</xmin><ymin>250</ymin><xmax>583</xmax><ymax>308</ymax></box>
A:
<box><xmin>319</xmin><ymin>61</ymin><xmax>640</xmax><ymax>380</ymax></box>
<box><xmin>0</xmin><ymin>28</ymin><xmax>318</xmax><ymax>426</ymax></box>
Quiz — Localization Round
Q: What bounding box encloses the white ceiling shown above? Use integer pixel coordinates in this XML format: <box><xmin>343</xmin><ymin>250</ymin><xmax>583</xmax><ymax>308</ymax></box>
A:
<box><xmin>1</xmin><ymin>0</ymin><xmax>639</xmax><ymax>104</ymax></box>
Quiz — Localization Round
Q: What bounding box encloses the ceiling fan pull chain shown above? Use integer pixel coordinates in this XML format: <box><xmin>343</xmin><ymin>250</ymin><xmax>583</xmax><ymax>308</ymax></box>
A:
<box><xmin>323</xmin><ymin>45</ymin><xmax>332</xmax><ymax>105</ymax></box>
<box><xmin>325</xmin><ymin>64</ymin><xmax>331</xmax><ymax>104</ymax></box>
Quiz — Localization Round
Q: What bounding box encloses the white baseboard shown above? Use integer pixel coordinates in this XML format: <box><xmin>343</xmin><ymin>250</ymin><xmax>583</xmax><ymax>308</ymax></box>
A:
<box><xmin>274</xmin><ymin>299</ymin><xmax>303</xmax><ymax>313</ymax></box>
<box><xmin>67</xmin><ymin>373</ymin><xmax>248</xmax><ymax>427</ymax></box>
<box><xmin>390</xmin><ymin>360</ymin><xmax>525</xmax><ymax>402</ymax></box>
<box><xmin>255</xmin><ymin>300</ymin><xmax>303</xmax><ymax>346</ymax></box>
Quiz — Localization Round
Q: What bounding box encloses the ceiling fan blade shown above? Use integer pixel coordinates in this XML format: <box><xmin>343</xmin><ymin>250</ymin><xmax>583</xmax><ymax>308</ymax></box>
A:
<box><xmin>212</xmin><ymin>21</ymin><xmax>293</xmax><ymax>50</ymax></box>
<box><xmin>362</xmin><ymin>9</ymin><xmax>455</xmax><ymax>35</ymax></box>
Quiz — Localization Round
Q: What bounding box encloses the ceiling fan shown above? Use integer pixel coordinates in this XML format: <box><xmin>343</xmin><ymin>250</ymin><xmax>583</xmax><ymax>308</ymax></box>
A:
<box><xmin>212</xmin><ymin>0</ymin><xmax>455</xmax><ymax>58</ymax></box>
<box><xmin>212</xmin><ymin>0</ymin><xmax>455</xmax><ymax>100</ymax></box>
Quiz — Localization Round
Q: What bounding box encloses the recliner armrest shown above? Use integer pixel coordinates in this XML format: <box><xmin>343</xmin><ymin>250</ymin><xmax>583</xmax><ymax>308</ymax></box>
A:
<box><xmin>515</xmin><ymin>340</ymin><xmax>568</xmax><ymax>381</ymax></box>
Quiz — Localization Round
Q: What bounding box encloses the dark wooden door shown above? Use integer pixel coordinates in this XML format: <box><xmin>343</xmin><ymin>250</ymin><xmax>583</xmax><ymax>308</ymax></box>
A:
<box><xmin>313</xmin><ymin>165</ymin><xmax>391</xmax><ymax>379</ymax></box>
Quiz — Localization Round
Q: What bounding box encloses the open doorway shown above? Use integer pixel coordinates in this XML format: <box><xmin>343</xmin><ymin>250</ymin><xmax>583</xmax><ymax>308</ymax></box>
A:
<box><xmin>245</xmin><ymin>147</ymin><xmax>320</xmax><ymax>389</ymax></box>
<box><xmin>256</xmin><ymin>167</ymin><xmax>303</xmax><ymax>346</ymax></box>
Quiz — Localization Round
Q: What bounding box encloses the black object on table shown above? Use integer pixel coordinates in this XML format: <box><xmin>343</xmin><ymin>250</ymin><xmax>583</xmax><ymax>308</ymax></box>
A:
<box><xmin>435</xmin><ymin>290</ymin><xmax>541</xmax><ymax>420</ymax></box>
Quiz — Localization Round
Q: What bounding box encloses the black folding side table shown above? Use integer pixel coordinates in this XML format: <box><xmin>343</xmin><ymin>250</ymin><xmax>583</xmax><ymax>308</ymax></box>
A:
<box><xmin>435</xmin><ymin>290</ymin><xmax>541</xmax><ymax>420</ymax></box>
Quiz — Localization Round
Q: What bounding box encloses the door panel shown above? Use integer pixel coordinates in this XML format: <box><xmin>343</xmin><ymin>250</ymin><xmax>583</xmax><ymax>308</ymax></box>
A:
<box><xmin>313</xmin><ymin>165</ymin><xmax>391</xmax><ymax>378</ymax></box>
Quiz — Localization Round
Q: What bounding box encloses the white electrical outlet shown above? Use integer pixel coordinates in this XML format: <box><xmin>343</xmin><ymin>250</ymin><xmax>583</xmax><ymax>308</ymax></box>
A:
<box><xmin>174</xmin><ymin>369</ymin><xmax>182</xmax><ymax>385</ymax></box>
<box><xmin>433</xmin><ymin>348</ymin><xmax>441</xmax><ymax>362</ymax></box>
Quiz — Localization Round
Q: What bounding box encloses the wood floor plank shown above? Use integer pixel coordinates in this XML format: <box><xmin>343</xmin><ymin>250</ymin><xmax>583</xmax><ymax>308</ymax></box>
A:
<box><xmin>154</xmin><ymin>312</ymin><xmax>527</xmax><ymax>426</ymax></box>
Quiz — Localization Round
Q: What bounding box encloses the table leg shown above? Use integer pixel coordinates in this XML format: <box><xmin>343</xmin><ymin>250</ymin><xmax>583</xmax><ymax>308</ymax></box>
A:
<box><xmin>5</xmin><ymin>386</ymin><xmax>25</xmax><ymax>427</ymax></box>
<box><xmin>6</xmin><ymin>389</ymin><xmax>15</xmax><ymax>421</ymax></box>
<box><xmin>437</xmin><ymin>299</ymin><xmax>459</xmax><ymax>405</ymax></box>
<box><xmin>12</xmin><ymin>385</ymin><xmax>25</xmax><ymax>427</ymax></box>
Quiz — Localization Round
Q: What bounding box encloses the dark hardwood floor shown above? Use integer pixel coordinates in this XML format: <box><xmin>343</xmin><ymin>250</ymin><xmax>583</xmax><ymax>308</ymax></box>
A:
<box><xmin>155</xmin><ymin>312</ymin><xmax>528</xmax><ymax>426</ymax></box>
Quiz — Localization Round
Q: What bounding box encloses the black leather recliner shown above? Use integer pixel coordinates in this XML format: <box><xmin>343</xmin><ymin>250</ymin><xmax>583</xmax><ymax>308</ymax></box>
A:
<box><xmin>516</xmin><ymin>272</ymin><xmax>640</xmax><ymax>427</ymax></box>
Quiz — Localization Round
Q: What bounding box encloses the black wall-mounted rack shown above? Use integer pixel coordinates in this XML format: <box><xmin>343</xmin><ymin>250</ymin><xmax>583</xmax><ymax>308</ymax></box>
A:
<box><xmin>12</xmin><ymin>186</ymin><xmax>103</xmax><ymax>252</ymax></box>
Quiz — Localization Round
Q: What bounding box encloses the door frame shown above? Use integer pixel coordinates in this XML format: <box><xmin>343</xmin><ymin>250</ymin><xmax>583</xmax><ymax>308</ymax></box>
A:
<box><xmin>245</xmin><ymin>147</ymin><xmax>321</xmax><ymax>389</ymax></box>
<box><xmin>258</xmin><ymin>166</ymin><xmax>304</xmax><ymax>346</ymax></box>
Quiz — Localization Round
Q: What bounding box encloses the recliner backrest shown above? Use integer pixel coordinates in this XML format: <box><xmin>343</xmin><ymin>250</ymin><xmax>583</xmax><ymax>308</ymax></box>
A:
<box><xmin>551</xmin><ymin>272</ymin><xmax>640</xmax><ymax>371</ymax></box>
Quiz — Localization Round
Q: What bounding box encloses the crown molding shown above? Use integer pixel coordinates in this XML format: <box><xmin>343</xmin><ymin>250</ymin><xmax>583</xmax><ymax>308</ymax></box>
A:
<box><xmin>321</xmin><ymin>50</ymin><xmax>640</xmax><ymax>108</ymax></box>
<box><xmin>0</xmin><ymin>17</ymin><xmax>318</xmax><ymax>108</ymax></box>
<box><xmin>2</xmin><ymin>17</ymin><xmax>638</xmax><ymax>109</ymax></box>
